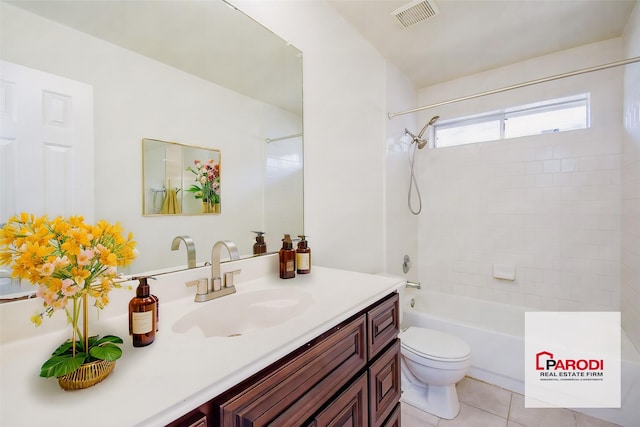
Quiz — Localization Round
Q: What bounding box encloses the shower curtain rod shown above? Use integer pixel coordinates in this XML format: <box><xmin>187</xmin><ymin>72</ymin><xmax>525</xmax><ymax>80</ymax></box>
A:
<box><xmin>388</xmin><ymin>56</ymin><xmax>640</xmax><ymax>119</ymax></box>
<box><xmin>265</xmin><ymin>132</ymin><xmax>303</xmax><ymax>143</ymax></box>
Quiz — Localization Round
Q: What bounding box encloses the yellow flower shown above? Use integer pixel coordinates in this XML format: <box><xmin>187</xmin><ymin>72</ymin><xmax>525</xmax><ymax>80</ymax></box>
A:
<box><xmin>30</xmin><ymin>313</ymin><xmax>42</xmax><ymax>326</ymax></box>
<box><xmin>0</xmin><ymin>213</ymin><xmax>137</xmax><ymax>328</ymax></box>
<box><xmin>39</xmin><ymin>262</ymin><xmax>55</xmax><ymax>276</ymax></box>
<box><xmin>71</xmin><ymin>267</ymin><xmax>91</xmax><ymax>287</ymax></box>
<box><xmin>77</xmin><ymin>249</ymin><xmax>95</xmax><ymax>266</ymax></box>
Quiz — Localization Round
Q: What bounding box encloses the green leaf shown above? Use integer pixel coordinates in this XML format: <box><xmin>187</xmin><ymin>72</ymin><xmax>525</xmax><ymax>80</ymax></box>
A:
<box><xmin>51</xmin><ymin>340</ymin><xmax>74</xmax><ymax>356</ymax></box>
<box><xmin>89</xmin><ymin>343</ymin><xmax>122</xmax><ymax>361</ymax></box>
<box><xmin>95</xmin><ymin>335</ymin><xmax>124</xmax><ymax>345</ymax></box>
<box><xmin>39</xmin><ymin>353</ymin><xmax>87</xmax><ymax>378</ymax></box>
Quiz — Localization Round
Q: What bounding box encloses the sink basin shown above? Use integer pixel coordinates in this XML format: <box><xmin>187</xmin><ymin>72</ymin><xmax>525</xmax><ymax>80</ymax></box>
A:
<box><xmin>172</xmin><ymin>287</ymin><xmax>314</xmax><ymax>338</ymax></box>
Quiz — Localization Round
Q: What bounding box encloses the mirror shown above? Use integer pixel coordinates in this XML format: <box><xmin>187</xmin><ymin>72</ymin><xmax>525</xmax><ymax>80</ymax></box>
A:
<box><xmin>0</xmin><ymin>0</ymin><xmax>303</xmax><ymax>286</ymax></box>
<box><xmin>143</xmin><ymin>139</ymin><xmax>222</xmax><ymax>216</ymax></box>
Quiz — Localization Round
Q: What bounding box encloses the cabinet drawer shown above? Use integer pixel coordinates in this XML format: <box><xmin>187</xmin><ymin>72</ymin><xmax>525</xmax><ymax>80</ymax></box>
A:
<box><xmin>307</xmin><ymin>372</ymin><xmax>368</xmax><ymax>427</ymax></box>
<box><xmin>214</xmin><ymin>314</ymin><xmax>367</xmax><ymax>426</ymax></box>
<box><xmin>368</xmin><ymin>339</ymin><xmax>401</xmax><ymax>427</ymax></box>
<box><xmin>367</xmin><ymin>293</ymin><xmax>399</xmax><ymax>360</ymax></box>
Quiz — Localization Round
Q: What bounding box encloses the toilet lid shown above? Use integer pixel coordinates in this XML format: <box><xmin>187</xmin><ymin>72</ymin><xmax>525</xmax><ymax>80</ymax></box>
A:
<box><xmin>401</xmin><ymin>327</ymin><xmax>471</xmax><ymax>361</ymax></box>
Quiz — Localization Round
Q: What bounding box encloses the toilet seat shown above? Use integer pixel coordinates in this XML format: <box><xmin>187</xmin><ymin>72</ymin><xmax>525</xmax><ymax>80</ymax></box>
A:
<box><xmin>400</xmin><ymin>327</ymin><xmax>471</xmax><ymax>362</ymax></box>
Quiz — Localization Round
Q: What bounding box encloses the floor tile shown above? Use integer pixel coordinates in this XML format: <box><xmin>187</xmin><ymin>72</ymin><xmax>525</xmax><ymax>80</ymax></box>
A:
<box><xmin>398</xmin><ymin>376</ymin><xmax>621</xmax><ymax>427</ymax></box>
<box><xmin>574</xmin><ymin>412</ymin><xmax>621</xmax><ymax>427</ymax></box>
<box><xmin>457</xmin><ymin>377</ymin><xmax>512</xmax><ymax>418</ymax></box>
<box><xmin>438</xmin><ymin>403</ymin><xmax>507</xmax><ymax>427</ymax></box>
<box><xmin>508</xmin><ymin>393</ymin><xmax>577</xmax><ymax>427</ymax></box>
<box><xmin>401</xmin><ymin>401</ymin><xmax>438</xmax><ymax>427</ymax></box>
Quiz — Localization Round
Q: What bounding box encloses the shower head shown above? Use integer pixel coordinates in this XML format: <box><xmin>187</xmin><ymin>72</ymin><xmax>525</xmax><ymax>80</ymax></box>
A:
<box><xmin>405</xmin><ymin>115</ymin><xmax>439</xmax><ymax>149</ymax></box>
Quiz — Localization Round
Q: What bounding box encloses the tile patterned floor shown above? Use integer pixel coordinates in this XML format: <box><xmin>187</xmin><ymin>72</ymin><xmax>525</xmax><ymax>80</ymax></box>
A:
<box><xmin>401</xmin><ymin>377</ymin><xmax>622</xmax><ymax>427</ymax></box>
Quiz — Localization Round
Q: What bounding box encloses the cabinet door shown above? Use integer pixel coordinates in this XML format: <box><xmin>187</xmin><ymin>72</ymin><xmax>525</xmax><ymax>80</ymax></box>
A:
<box><xmin>380</xmin><ymin>403</ymin><xmax>400</xmax><ymax>427</ymax></box>
<box><xmin>167</xmin><ymin>411</ymin><xmax>208</xmax><ymax>427</ymax></box>
<box><xmin>311</xmin><ymin>372</ymin><xmax>368</xmax><ymax>427</ymax></box>
<box><xmin>367</xmin><ymin>294</ymin><xmax>399</xmax><ymax>360</ymax></box>
<box><xmin>368</xmin><ymin>340</ymin><xmax>401</xmax><ymax>427</ymax></box>
<box><xmin>215</xmin><ymin>314</ymin><xmax>367</xmax><ymax>426</ymax></box>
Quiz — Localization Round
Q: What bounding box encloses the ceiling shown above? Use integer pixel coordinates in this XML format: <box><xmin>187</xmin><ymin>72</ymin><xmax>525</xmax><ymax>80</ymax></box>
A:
<box><xmin>328</xmin><ymin>0</ymin><xmax>637</xmax><ymax>89</ymax></box>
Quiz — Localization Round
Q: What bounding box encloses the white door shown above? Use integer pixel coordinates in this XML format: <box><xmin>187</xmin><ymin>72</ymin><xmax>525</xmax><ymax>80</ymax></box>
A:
<box><xmin>0</xmin><ymin>60</ymin><xmax>94</xmax><ymax>224</ymax></box>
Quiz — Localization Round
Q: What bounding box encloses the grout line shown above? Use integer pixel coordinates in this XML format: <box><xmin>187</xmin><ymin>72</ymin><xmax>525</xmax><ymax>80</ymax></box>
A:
<box><xmin>507</xmin><ymin>392</ymin><xmax>514</xmax><ymax>424</ymax></box>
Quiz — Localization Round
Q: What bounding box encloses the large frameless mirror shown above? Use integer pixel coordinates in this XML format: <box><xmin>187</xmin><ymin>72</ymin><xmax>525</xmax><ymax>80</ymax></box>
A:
<box><xmin>0</xmin><ymin>0</ymin><xmax>303</xmax><ymax>298</ymax></box>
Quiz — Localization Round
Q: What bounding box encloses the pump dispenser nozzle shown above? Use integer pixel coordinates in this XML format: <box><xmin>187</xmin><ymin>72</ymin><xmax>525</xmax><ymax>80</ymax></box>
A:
<box><xmin>282</xmin><ymin>234</ymin><xmax>293</xmax><ymax>249</ymax></box>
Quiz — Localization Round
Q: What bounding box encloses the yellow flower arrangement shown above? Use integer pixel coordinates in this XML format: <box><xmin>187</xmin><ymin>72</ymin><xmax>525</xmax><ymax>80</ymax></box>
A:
<box><xmin>0</xmin><ymin>213</ymin><xmax>137</xmax><ymax>379</ymax></box>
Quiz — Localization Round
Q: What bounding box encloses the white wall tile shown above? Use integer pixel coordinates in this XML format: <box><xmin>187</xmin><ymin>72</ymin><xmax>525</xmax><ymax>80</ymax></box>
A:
<box><xmin>621</xmin><ymin>0</ymin><xmax>640</xmax><ymax>353</ymax></box>
<box><xmin>416</xmin><ymin>38</ymin><xmax>624</xmax><ymax>311</ymax></box>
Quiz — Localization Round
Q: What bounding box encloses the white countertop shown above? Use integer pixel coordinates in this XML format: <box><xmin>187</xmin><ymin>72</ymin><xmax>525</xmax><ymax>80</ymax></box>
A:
<box><xmin>0</xmin><ymin>256</ymin><xmax>404</xmax><ymax>426</ymax></box>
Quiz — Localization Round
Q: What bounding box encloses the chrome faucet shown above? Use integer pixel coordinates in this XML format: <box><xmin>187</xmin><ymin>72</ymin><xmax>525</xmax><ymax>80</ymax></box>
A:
<box><xmin>171</xmin><ymin>235</ymin><xmax>196</xmax><ymax>268</ymax></box>
<box><xmin>211</xmin><ymin>240</ymin><xmax>239</xmax><ymax>286</ymax></box>
<box><xmin>186</xmin><ymin>240</ymin><xmax>241</xmax><ymax>302</ymax></box>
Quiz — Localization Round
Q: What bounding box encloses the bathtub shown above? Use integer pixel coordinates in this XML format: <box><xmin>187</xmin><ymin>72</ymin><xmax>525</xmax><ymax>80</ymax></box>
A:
<box><xmin>400</xmin><ymin>289</ymin><xmax>640</xmax><ymax>427</ymax></box>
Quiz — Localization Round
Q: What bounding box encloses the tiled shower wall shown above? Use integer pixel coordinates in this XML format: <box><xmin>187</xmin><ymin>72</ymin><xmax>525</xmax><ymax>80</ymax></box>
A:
<box><xmin>416</xmin><ymin>39</ymin><xmax>623</xmax><ymax>311</ymax></box>
<box><xmin>622</xmin><ymin>3</ymin><xmax>640</xmax><ymax>351</ymax></box>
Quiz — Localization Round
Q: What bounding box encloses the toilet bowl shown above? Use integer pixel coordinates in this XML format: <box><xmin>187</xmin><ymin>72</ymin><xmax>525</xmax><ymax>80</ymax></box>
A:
<box><xmin>399</xmin><ymin>326</ymin><xmax>472</xmax><ymax>419</ymax></box>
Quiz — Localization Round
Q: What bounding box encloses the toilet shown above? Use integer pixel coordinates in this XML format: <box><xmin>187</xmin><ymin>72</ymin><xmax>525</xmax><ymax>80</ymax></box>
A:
<box><xmin>399</xmin><ymin>326</ymin><xmax>472</xmax><ymax>419</ymax></box>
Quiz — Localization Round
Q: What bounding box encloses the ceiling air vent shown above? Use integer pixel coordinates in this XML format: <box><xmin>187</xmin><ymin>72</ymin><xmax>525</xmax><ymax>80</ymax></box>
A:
<box><xmin>392</xmin><ymin>0</ymin><xmax>440</xmax><ymax>28</ymax></box>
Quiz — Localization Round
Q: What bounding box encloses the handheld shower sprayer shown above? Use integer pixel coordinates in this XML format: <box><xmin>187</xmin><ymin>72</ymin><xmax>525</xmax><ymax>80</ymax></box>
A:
<box><xmin>404</xmin><ymin>115</ymin><xmax>439</xmax><ymax>149</ymax></box>
<box><xmin>405</xmin><ymin>115</ymin><xmax>440</xmax><ymax>215</ymax></box>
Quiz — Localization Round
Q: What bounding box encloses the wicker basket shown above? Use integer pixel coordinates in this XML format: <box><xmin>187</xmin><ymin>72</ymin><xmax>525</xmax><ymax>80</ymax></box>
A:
<box><xmin>57</xmin><ymin>360</ymin><xmax>116</xmax><ymax>391</ymax></box>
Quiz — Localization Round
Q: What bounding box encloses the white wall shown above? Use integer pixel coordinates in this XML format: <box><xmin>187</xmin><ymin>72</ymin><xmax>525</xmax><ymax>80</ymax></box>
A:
<box><xmin>1</xmin><ymin>3</ymin><xmax>302</xmax><ymax>272</ymax></box>
<box><xmin>233</xmin><ymin>1</ymin><xmax>388</xmax><ymax>273</ymax></box>
<box><xmin>415</xmin><ymin>39</ymin><xmax>623</xmax><ymax>311</ymax></box>
<box><xmin>384</xmin><ymin>62</ymin><xmax>419</xmax><ymax>280</ymax></box>
<box><xmin>622</xmin><ymin>1</ymin><xmax>640</xmax><ymax>351</ymax></box>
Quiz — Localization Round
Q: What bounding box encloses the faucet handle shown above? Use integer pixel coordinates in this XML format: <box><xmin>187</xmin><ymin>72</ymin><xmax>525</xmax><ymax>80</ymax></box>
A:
<box><xmin>186</xmin><ymin>278</ymin><xmax>208</xmax><ymax>295</ymax></box>
<box><xmin>223</xmin><ymin>269</ymin><xmax>242</xmax><ymax>288</ymax></box>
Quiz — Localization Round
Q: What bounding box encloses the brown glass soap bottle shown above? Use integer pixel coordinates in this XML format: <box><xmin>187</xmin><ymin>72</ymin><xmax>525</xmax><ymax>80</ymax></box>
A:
<box><xmin>129</xmin><ymin>276</ymin><xmax>157</xmax><ymax>347</ymax></box>
<box><xmin>279</xmin><ymin>234</ymin><xmax>296</xmax><ymax>279</ymax></box>
<box><xmin>252</xmin><ymin>231</ymin><xmax>267</xmax><ymax>255</ymax></box>
<box><xmin>296</xmin><ymin>235</ymin><xmax>311</xmax><ymax>274</ymax></box>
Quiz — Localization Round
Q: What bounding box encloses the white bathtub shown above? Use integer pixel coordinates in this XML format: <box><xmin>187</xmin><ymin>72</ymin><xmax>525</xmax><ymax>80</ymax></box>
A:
<box><xmin>400</xmin><ymin>289</ymin><xmax>640</xmax><ymax>427</ymax></box>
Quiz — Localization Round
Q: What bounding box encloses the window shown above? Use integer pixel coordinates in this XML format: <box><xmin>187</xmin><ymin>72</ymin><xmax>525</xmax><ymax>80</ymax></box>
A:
<box><xmin>433</xmin><ymin>94</ymin><xmax>590</xmax><ymax>148</ymax></box>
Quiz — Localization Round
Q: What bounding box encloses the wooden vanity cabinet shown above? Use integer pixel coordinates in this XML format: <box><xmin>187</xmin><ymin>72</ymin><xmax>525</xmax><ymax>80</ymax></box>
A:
<box><xmin>168</xmin><ymin>292</ymin><xmax>400</xmax><ymax>427</ymax></box>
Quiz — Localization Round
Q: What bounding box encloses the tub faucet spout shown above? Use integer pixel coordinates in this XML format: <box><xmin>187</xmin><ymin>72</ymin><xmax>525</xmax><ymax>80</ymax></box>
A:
<box><xmin>406</xmin><ymin>281</ymin><xmax>421</xmax><ymax>289</ymax></box>
<box><xmin>171</xmin><ymin>235</ymin><xmax>196</xmax><ymax>268</ymax></box>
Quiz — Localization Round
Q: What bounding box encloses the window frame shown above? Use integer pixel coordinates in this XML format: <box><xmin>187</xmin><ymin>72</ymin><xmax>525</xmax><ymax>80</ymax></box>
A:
<box><xmin>432</xmin><ymin>93</ymin><xmax>590</xmax><ymax>148</ymax></box>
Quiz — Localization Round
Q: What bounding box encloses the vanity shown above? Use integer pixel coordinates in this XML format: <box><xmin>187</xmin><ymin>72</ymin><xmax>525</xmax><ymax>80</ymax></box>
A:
<box><xmin>171</xmin><ymin>292</ymin><xmax>400</xmax><ymax>427</ymax></box>
<box><xmin>0</xmin><ymin>255</ymin><xmax>404</xmax><ymax>427</ymax></box>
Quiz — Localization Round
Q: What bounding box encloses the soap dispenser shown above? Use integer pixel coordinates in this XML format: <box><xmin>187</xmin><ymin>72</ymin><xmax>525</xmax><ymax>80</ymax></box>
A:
<box><xmin>296</xmin><ymin>235</ymin><xmax>311</xmax><ymax>274</ymax></box>
<box><xmin>129</xmin><ymin>276</ymin><xmax>157</xmax><ymax>347</ymax></box>
<box><xmin>252</xmin><ymin>231</ymin><xmax>267</xmax><ymax>255</ymax></box>
<box><xmin>279</xmin><ymin>234</ymin><xmax>296</xmax><ymax>279</ymax></box>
